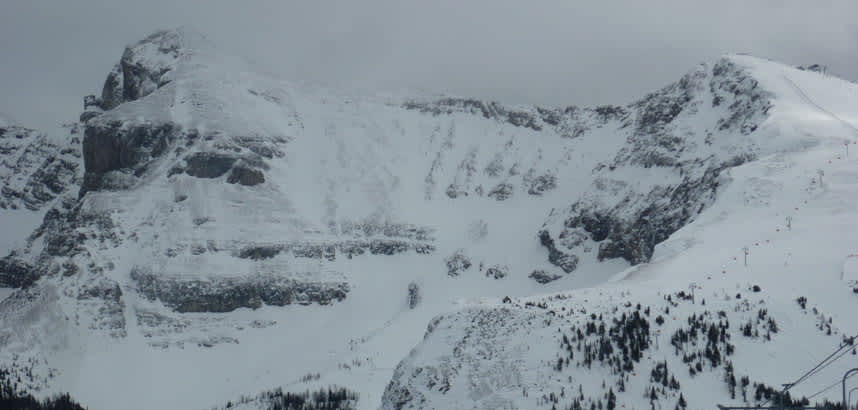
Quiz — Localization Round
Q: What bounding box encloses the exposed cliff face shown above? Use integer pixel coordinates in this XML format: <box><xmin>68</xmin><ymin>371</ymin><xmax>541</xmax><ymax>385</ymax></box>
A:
<box><xmin>0</xmin><ymin>122</ymin><xmax>81</xmax><ymax>211</ymax></box>
<box><xmin>94</xmin><ymin>29</ymin><xmax>205</xmax><ymax>111</ymax></box>
<box><xmin>78</xmin><ymin>29</ymin><xmax>264</xmax><ymax>197</ymax></box>
<box><xmin>0</xmin><ymin>116</ymin><xmax>83</xmax><ymax>289</ymax></box>
<box><xmin>80</xmin><ymin>121</ymin><xmax>180</xmax><ymax>194</ymax></box>
<box><xmin>0</xmin><ymin>257</ymin><xmax>38</xmax><ymax>288</ymax></box>
<box><xmin>404</xmin><ymin>98</ymin><xmax>629</xmax><ymax>140</ymax></box>
<box><xmin>539</xmin><ymin>59</ymin><xmax>772</xmax><ymax>269</ymax></box>
<box><xmin>130</xmin><ymin>267</ymin><xmax>349</xmax><ymax>312</ymax></box>
<box><xmin>378</xmin><ymin>55</ymin><xmax>858</xmax><ymax>409</ymax></box>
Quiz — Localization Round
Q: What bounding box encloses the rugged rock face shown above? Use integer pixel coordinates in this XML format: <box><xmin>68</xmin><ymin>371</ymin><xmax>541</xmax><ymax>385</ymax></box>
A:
<box><xmin>445</xmin><ymin>250</ymin><xmax>472</xmax><ymax>277</ymax></box>
<box><xmin>131</xmin><ymin>268</ymin><xmax>349</xmax><ymax>312</ymax></box>
<box><xmin>404</xmin><ymin>98</ymin><xmax>629</xmax><ymax>140</ymax></box>
<box><xmin>236</xmin><ymin>239</ymin><xmax>433</xmax><ymax>261</ymax></box>
<box><xmin>0</xmin><ymin>117</ymin><xmax>83</xmax><ymax>294</ymax></box>
<box><xmin>486</xmin><ymin>182</ymin><xmax>514</xmax><ymax>201</ymax></box>
<box><xmin>179</xmin><ymin>153</ymin><xmax>268</xmax><ymax>186</ymax></box>
<box><xmin>28</xmin><ymin>194</ymin><xmax>99</xmax><ymax>259</ymax></box>
<box><xmin>91</xmin><ymin>29</ymin><xmax>202</xmax><ymax>110</ymax></box>
<box><xmin>484</xmin><ymin>265</ymin><xmax>508</xmax><ymax>280</ymax></box>
<box><xmin>79</xmin><ymin>28</ymin><xmax>269</xmax><ymax>196</ymax></box>
<box><xmin>80</xmin><ymin>44</ymin><xmax>278</xmax><ymax>196</ymax></box>
<box><xmin>539</xmin><ymin>59</ymin><xmax>771</xmax><ymax>269</ymax></box>
<box><xmin>404</xmin><ymin>98</ymin><xmax>549</xmax><ymax>131</ymax></box>
<box><xmin>0</xmin><ymin>257</ymin><xmax>38</xmax><ymax>288</ymax></box>
<box><xmin>538</xmin><ymin>230</ymin><xmax>579</xmax><ymax>273</ymax></box>
<box><xmin>407</xmin><ymin>282</ymin><xmax>421</xmax><ymax>309</ymax></box>
<box><xmin>1</xmin><ymin>185</ymin><xmax>129</xmax><ymax>335</ymax></box>
<box><xmin>525</xmin><ymin>171</ymin><xmax>557</xmax><ymax>196</ymax></box>
<box><xmin>528</xmin><ymin>269</ymin><xmax>562</xmax><ymax>284</ymax></box>
<box><xmin>183</xmin><ymin>151</ymin><xmax>236</xmax><ymax>178</ymax></box>
<box><xmin>797</xmin><ymin>64</ymin><xmax>827</xmax><ymax>73</ymax></box>
<box><xmin>0</xmin><ymin>123</ymin><xmax>81</xmax><ymax>211</ymax></box>
<box><xmin>405</xmin><ymin>58</ymin><xmax>773</xmax><ymax>276</ymax></box>
<box><xmin>227</xmin><ymin>164</ymin><xmax>265</xmax><ymax>186</ymax></box>
<box><xmin>81</xmin><ymin>121</ymin><xmax>179</xmax><ymax>194</ymax></box>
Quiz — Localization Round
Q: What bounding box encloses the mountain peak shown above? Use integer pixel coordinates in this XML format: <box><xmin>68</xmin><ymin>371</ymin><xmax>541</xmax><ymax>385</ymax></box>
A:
<box><xmin>133</xmin><ymin>26</ymin><xmax>211</xmax><ymax>51</ymax></box>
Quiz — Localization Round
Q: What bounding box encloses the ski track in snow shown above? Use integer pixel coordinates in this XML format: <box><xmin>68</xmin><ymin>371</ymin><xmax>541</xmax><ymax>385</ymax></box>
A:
<box><xmin>782</xmin><ymin>73</ymin><xmax>858</xmax><ymax>137</ymax></box>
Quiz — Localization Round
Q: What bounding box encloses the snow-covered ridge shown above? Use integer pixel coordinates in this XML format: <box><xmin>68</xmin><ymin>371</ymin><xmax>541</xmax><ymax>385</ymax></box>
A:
<box><xmin>1</xmin><ymin>27</ymin><xmax>857</xmax><ymax>410</ymax></box>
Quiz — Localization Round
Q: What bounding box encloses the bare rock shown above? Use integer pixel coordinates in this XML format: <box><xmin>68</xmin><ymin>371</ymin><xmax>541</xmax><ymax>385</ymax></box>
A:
<box><xmin>445</xmin><ymin>249</ymin><xmax>472</xmax><ymax>277</ymax></box>
<box><xmin>529</xmin><ymin>269</ymin><xmax>562</xmax><ymax>284</ymax></box>
<box><xmin>184</xmin><ymin>152</ymin><xmax>237</xmax><ymax>179</ymax></box>
<box><xmin>227</xmin><ymin>165</ymin><xmax>265</xmax><ymax>186</ymax></box>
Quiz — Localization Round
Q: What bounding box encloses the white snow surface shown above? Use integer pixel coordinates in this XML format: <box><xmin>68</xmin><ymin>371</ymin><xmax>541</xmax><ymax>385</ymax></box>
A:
<box><xmin>0</xmin><ymin>30</ymin><xmax>857</xmax><ymax>410</ymax></box>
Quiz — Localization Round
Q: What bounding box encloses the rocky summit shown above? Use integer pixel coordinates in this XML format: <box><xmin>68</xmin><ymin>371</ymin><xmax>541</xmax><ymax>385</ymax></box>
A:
<box><xmin>1</xmin><ymin>28</ymin><xmax>857</xmax><ymax>410</ymax></box>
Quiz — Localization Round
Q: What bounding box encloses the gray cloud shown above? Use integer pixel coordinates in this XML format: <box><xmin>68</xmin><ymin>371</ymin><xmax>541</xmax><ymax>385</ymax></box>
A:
<box><xmin>1</xmin><ymin>0</ymin><xmax>856</xmax><ymax>129</ymax></box>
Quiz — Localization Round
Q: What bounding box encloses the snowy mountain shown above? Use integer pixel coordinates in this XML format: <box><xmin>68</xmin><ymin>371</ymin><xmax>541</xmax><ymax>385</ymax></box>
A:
<box><xmin>0</xmin><ymin>28</ymin><xmax>857</xmax><ymax>410</ymax></box>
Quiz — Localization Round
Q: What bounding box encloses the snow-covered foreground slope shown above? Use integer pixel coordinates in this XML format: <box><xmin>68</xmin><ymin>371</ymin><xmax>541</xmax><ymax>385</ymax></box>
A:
<box><xmin>0</xmin><ymin>29</ymin><xmax>856</xmax><ymax>410</ymax></box>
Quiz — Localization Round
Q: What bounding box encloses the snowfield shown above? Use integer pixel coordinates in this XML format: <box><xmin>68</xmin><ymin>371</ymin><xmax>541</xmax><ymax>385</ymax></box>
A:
<box><xmin>0</xmin><ymin>29</ymin><xmax>857</xmax><ymax>410</ymax></box>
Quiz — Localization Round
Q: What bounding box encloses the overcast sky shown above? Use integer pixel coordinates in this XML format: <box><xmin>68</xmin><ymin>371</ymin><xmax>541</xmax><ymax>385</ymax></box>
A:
<box><xmin>1</xmin><ymin>1</ymin><xmax>856</xmax><ymax>129</ymax></box>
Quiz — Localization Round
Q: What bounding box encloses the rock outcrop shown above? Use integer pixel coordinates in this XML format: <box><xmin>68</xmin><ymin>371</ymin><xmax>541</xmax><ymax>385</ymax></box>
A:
<box><xmin>539</xmin><ymin>58</ymin><xmax>771</xmax><ymax>270</ymax></box>
<box><xmin>80</xmin><ymin>121</ymin><xmax>179</xmax><ymax>194</ymax></box>
<box><xmin>0</xmin><ymin>123</ymin><xmax>81</xmax><ymax>211</ymax></box>
<box><xmin>528</xmin><ymin>269</ymin><xmax>562</xmax><ymax>284</ymax></box>
<box><xmin>445</xmin><ymin>249</ymin><xmax>472</xmax><ymax>277</ymax></box>
<box><xmin>90</xmin><ymin>29</ymin><xmax>207</xmax><ymax>111</ymax></box>
<box><xmin>131</xmin><ymin>268</ymin><xmax>349</xmax><ymax>312</ymax></box>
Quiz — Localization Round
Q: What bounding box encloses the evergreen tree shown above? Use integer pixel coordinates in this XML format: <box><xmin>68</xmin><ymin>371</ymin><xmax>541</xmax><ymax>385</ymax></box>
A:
<box><xmin>606</xmin><ymin>388</ymin><xmax>616</xmax><ymax>410</ymax></box>
<box><xmin>677</xmin><ymin>393</ymin><xmax>687</xmax><ymax>410</ymax></box>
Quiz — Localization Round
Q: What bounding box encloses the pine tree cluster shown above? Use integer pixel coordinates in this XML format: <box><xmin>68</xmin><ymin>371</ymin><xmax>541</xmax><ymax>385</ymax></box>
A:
<box><xmin>669</xmin><ymin>311</ymin><xmax>735</xmax><ymax>376</ymax></box>
<box><xmin>223</xmin><ymin>386</ymin><xmax>359</xmax><ymax>410</ymax></box>
<box><xmin>556</xmin><ymin>306</ymin><xmax>652</xmax><ymax>375</ymax></box>
<box><xmin>740</xmin><ymin>308</ymin><xmax>779</xmax><ymax>340</ymax></box>
<box><xmin>0</xmin><ymin>368</ymin><xmax>86</xmax><ymax>410</ymax></box>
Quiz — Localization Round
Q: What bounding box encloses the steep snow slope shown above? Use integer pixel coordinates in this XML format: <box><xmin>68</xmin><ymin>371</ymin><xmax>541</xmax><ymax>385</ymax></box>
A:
<box><xmin>381</xmin><ymin>56</ymin><xmax>858</xmax><ymax>409</ymax></box>
<box><xmin>0</xmin><ymin>28</ymin><xmax>856</xmax><ymax>410</ymax></box>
